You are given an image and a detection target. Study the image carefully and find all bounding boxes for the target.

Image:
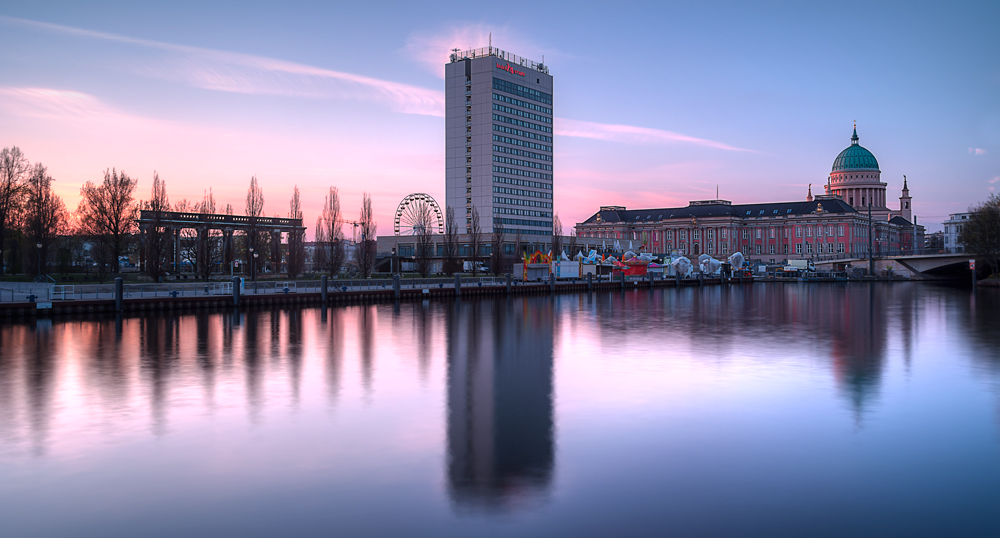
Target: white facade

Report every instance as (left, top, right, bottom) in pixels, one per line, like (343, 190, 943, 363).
(942, 212, 971, 252)
(445, 48, 554, 238)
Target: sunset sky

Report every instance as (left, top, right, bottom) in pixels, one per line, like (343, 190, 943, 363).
(1, 1, 998, 235)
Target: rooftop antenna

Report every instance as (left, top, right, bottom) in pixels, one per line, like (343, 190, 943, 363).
(716, 185, 719, 199)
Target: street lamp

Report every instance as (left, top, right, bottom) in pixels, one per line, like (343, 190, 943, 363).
(391, 247, 396, 275)
(252, 251, 259, 289)
(36, 242, 42, 278)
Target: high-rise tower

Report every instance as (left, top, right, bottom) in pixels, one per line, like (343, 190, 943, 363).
(445, 47, 553, 238)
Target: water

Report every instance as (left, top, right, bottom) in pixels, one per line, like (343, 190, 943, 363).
(1, 283, 999, 537)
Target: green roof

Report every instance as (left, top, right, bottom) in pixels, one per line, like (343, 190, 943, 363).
(832, 127, 879, 171)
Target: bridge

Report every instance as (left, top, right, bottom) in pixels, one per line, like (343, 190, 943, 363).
(814, 251, 973, 278)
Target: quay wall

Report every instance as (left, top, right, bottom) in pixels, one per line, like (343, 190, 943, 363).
(0, 277, 728, 317)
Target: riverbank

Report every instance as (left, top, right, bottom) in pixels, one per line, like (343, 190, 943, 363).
(2, 275, 732, 317)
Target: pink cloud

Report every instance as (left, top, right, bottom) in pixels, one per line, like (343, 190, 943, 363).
(990, 176, 999, 184)
(0, 87, 442, 238)
(555, 118, 753, 152)
(1, 16, 445, 117)
(969, 148, 986, 156)
(404, 24, 551, 79)
(4, 16, 750, 154)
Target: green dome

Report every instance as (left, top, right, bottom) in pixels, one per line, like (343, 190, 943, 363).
(832, 127, 879, 172)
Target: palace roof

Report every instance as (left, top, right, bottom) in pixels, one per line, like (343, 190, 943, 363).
(581, 198, 857, 225)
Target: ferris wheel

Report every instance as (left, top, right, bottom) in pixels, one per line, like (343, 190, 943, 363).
(394, 193, 444, 236)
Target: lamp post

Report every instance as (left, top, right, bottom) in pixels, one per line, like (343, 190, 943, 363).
(253, 251, 259, 290)
(391, 247, 396, 276)
(867, 202, 874, 276)
(248, 246, 255, 292)
(36, 242, 42, 278)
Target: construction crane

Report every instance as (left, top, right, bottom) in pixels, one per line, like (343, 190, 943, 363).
(330, 218, 363, 243)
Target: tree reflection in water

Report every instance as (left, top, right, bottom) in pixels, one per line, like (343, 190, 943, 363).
(1, 284, 997, 535)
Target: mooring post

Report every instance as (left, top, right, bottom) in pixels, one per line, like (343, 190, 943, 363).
(114, 277, 123, 312)
(232, 276, 241, 306)
(393, 274, 401, 299)
(506, 273, 512, 294)
(549, 273, 555, 293)
(649, 272, 654, 289)
(620, 272, 625, 290)
(321, 275, 328, 303)
(454, 274, 461, 297)
(587, 272, 593, 292)
(972, 260, 977, 288)
(699, 271, 704, 286)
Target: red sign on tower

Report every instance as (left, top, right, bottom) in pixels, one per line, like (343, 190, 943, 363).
(496, 62, 526, 77)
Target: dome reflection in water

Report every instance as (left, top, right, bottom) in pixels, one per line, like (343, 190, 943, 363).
(2, 285, 1000, 536)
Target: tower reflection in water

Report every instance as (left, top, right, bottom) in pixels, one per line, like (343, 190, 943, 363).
(446, 297, 555, 512)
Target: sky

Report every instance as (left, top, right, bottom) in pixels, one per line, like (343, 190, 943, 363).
(0, 1, 998, 235)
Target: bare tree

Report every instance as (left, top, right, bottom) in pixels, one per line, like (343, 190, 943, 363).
(174, 197, 198, 275)
(170, 193, 218, 279)
(513, 228, 523, 261)
(567, 227, 579, 259)
(315, 187, 345, 277)
(287, 185, 305, 277)
(0, 147, 30, 275)
(960, 193, 1000, 276)
(415, 226, 433, 277)
(142, 172, 171, 281)
(355, 193, 377, 278)
(408, 198, 436, 277)
(77, 168, 138, 277)
(21, 163, 68, 276)
(196, 188, 220, 280)
(442, 206, 459, 275)
(490, 228, 506, 276)
(469, 205, 482, 276)
(551, 213, 563, 258)
(245, 175, 265, 278)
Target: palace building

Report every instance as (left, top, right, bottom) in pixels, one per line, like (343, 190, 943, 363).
(575, 127, 924, 261)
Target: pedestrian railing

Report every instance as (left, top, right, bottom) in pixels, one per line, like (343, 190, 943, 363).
(51, 285, 75, 300)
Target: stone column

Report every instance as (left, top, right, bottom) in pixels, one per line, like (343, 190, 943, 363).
(138, 225, 147, 274)
(196, 226, 205, 278)
(272, 230, 281, 274)
(173, 227, 181, 275)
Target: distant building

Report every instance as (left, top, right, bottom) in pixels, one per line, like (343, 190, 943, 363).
(575, 126, 924, 261)
(924, 231, 944, 251)
(942, 212, 971, 252)
(445, 47, 554, 238)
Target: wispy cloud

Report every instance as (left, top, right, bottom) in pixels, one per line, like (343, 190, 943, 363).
(0, 16, 445, 116)
(404, 24, 543, 79)
(969, 148, 986, 156)
(555, 118, 754, 152)
(1, 16, 751, 152)
(990, 176, 999, 184)
(0, 87, 114, 118)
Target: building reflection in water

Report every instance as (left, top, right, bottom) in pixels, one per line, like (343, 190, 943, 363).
(0, 285, 967, 474)
(446, 297, 555, 512)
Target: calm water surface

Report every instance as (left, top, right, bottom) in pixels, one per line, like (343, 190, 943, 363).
(2, 283, 999, 537)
